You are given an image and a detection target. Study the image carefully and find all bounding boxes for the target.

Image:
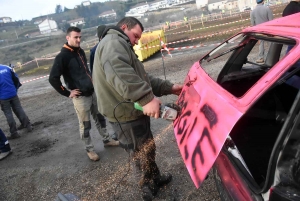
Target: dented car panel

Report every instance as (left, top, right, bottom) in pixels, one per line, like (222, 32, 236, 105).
(173, 13, 300, 200)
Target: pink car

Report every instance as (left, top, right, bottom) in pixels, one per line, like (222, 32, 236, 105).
(174, 13, 300, 200)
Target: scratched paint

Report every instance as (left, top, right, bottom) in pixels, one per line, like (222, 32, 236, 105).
(173, 62, 243, 188)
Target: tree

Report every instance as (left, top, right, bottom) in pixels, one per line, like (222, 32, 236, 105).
(64, 7, 70, 12)
(55, 5, 63, 14)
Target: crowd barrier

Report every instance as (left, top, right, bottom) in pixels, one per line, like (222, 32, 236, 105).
(134, 29, 166, 61)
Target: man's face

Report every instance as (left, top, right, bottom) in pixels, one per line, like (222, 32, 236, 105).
(122, 24, 142, 46)
(66, 31, 81, 47)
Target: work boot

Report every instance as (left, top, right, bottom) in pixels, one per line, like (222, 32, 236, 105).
(103, 139, 119, 147)
(26, 124, 33, 132)
(0, 150, 12, 160)
(256, 58, 264, 63)
(87, 151, 100, 161)
(141, 182, 158, 201)
(111, 133, 118, 141)
(153, 172, 172, 187)
(7, 133, 21, 140)
(17, 124, 25, 130)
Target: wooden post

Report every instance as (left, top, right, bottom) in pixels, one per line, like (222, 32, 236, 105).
(35, 58, 40, 68)
(201, 17, 204, 27)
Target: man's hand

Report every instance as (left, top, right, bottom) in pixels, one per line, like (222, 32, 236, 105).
(142, 97, 162, 119)
(171, 84, 183, 96)
(69, 89, 81, 98)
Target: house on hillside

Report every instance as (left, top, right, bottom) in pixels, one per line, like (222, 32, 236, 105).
(196, 0, 208, 9)
(38, 19, 58, 34)
(237, 0, 256, 12)
(208, 0, 227, 12)
(225, 0, 238, 10)
(67, 18, 85, 27)
(148, 0, 168, 11)
(127, 2, 150, 14)
(99, 10, 117, 20)
(82, 0, 91, 6)
(0, 17, 12, 23)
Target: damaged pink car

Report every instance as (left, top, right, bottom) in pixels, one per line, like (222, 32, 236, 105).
(174, 13, 300, 200)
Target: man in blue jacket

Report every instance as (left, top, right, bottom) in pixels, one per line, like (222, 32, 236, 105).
(0, 64, 32, 139)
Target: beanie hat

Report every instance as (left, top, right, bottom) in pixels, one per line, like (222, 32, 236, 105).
(97, 25, 106, 39)
(256, 0, 263, 3)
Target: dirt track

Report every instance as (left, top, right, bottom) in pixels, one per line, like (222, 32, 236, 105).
(0, 44, 222, 201)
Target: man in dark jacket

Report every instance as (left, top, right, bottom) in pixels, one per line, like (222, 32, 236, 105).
(93, 17, 183, 200)
(90, 25, 106, 74)
(49, 26, 119, 162)
(0, 128, 12, 160)
(282, 0, 300, 17)
(0, 64, 32, 139)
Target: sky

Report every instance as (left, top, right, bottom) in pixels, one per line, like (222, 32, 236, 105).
(0, 0, 101, 21)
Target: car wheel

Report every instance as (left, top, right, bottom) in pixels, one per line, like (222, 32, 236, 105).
(213, 167, 233, 201)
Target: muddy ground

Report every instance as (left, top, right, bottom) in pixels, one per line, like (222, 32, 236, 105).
(0, 40, 223, 201)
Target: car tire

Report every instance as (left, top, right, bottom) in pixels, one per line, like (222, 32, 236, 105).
(213, 167, 233, 201)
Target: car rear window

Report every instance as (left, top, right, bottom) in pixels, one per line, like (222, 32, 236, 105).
(200, 33, 298, 97)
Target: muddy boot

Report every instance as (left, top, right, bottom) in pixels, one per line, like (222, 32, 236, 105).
(141, 182, 158, 201)
(153, 172, 172, 187)
(7, 133, 21, 140)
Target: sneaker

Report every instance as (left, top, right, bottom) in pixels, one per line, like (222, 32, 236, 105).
(103, 139, 119, 147)
(7, 133, 21, 140)
(153, 172, 172, 187)
(0, 150, 12, 160)
(256, 58, 264, 63)
(87, 151, 100, 161)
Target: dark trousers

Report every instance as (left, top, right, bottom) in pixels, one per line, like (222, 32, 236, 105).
(111, 116, 160, 187)
(0, 128, 11, 153)
(0, 95, 30, 135)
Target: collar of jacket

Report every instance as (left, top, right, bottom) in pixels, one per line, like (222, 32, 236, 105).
(102, 26, 133, 47)
(63, 43, 81, 52)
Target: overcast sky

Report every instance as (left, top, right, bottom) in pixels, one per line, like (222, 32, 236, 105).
(0, 0, 100, 21)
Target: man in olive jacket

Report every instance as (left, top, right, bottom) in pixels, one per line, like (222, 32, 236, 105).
(93, 17, 182, 200)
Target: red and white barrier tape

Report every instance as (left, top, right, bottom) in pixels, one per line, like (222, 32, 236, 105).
(21, 75, 49, 84)
(139, 26, 246, 50)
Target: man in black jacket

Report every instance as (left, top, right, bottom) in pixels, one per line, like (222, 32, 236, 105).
(282, 0, 300, 17)
(49, 26, 119, 161)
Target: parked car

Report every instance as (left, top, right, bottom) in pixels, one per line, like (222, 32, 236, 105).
(173, 13, 300, 201)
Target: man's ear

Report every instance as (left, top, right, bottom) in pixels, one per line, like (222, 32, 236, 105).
(120, 24, 127, 31)
(66, 35, 69, 41)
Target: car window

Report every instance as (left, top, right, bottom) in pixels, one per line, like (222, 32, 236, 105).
(200, 33, 297, 97)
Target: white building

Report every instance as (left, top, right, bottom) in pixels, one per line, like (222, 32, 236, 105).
(67, 18, 85, 27)
(99, 10, 117, 19)
(208, 0, 227, 11)
(82, 0, 91, 6)
(127, 2, 150, 14)
(237, 0, 256, 11)
(149, 0, 168, 11)
(0, 17, 12, 23)
(196, 0, 208, 9)
(38, 19, 58, 34)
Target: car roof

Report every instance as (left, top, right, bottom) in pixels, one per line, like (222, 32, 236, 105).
(243, 13, 300, 38)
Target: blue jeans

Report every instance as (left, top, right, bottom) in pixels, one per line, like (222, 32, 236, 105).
(0, 128, 11, 152)
(0, 95, 30, 135)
